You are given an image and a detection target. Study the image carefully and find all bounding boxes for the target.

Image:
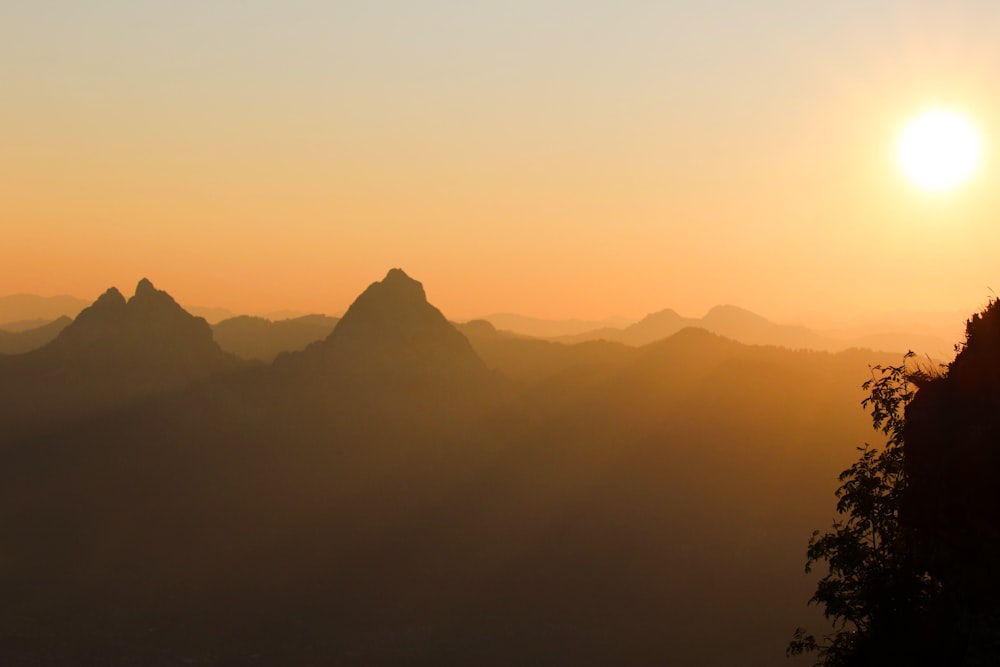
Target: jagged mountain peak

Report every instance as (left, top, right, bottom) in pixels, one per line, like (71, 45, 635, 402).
(41, 279, 236, 372)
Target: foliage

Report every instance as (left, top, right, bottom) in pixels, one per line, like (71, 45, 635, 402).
(789, 352, 936, 665)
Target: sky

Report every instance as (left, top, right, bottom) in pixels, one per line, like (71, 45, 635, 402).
(3, 1, 1000, 323)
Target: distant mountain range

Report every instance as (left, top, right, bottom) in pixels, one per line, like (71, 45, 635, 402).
(478, 305, 955, 359)
(3, 285, 958, 361)
(473, 312, 633, 339)
(0, 267, 922, 665)
(0, 293, 90, 326)
(3, 297, 955, 365)
(212, 314, 339, 362)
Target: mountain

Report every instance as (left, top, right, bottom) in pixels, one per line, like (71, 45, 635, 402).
(475, 312, 634, 338)
(548, 304, 946, 355)
(45, 278, 237, 371)
(0, 316, 71, 354)
(552, 304, 836, 349)
(460, 318, 638, 384)
(700, 304, 833, 349)
(0, 293, 89, 323)
(0, 278, 243, 437)
(213, 314, 339, 361)
(283, 268, 488, 382)
(0, 294, 252, 328)
(615, 307, 693, 345)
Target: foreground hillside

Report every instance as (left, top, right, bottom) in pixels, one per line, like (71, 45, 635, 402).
(0, 270, 905, 666)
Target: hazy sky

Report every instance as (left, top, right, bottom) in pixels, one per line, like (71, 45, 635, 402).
(3, 1, 1000, 322)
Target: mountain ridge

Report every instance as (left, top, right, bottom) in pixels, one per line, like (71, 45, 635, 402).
(0, 267, 913, 666)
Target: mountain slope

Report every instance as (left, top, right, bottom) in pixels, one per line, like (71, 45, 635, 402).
(0, 316, 71, 354)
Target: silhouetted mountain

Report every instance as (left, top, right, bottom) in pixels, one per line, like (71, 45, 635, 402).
(213, 314, 339, 361)
(283, 268, 488, 382)
(0, 292, 89, 323)
(0, 293, 244, 327)
(45, 278, 236, 372)
(0, 279, 243, 437)
(0, 315, 71, 354)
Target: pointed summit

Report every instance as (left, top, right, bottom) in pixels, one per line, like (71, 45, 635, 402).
(383, 267, 420, 286)
(345, 268, 428, 318)
(294, 269, 486, 380)
(79, 286, 126, 317)
(332, 268, 439, 343)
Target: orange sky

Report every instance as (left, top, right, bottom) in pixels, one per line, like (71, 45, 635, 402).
(3, 2, 1000, 323)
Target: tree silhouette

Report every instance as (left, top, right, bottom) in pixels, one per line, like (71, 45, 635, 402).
(789, 352, 938, 665)
(794, 299, 1000, 665)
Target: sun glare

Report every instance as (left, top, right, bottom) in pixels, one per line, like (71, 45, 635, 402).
(898, 109, 982, 191)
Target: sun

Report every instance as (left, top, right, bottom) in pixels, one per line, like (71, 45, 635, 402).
(898, 109, 982, 191)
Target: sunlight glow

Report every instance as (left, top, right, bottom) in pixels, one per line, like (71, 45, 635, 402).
(898, 110, 982, 191)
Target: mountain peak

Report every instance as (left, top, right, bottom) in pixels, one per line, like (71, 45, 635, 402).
(333, 269, 432, 333)
(377, 268, 427, 302)
(92, 287, 125, 306)
(384, 267, 413, 282)
(292, 269, 486, 380)
(72, 287, 127, 327)
(128, 278, 181, 312)
(44, 280, 236, 375)
(135, 277, 157, 298)
(92, 287, 127, 310)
